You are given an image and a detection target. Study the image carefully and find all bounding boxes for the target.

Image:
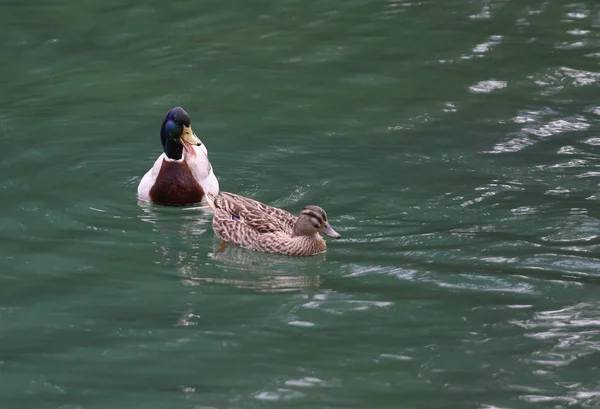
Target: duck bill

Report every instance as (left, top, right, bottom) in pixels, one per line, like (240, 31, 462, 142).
(322, 223, 341, 239)
(181, 125, 202, 158)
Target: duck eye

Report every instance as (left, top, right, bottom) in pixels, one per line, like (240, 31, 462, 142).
(313, 223, 320, 229)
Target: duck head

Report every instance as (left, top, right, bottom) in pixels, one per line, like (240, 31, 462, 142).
(160, 107, 202, 160)
(294, 205, 341, 239)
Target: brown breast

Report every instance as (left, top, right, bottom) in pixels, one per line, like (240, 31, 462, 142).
(149, 159, 204, 206)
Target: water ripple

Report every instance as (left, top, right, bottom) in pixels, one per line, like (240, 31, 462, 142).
(469, 80, 507, 94)
(490, 111, 590, 153)
(511, 302, 600, 407)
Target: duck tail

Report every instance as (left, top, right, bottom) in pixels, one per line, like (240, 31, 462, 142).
(205, 191, 219, 210)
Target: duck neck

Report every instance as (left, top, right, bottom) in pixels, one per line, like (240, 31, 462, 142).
(289, 234, 326, 256)
(292, 226, 306, 238)
(163, 138, 184, 161)
(291, 228, 318, 240)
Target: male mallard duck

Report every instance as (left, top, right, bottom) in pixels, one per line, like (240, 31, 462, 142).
(206, 192, 341, 256)
(138, 107, 219, 206)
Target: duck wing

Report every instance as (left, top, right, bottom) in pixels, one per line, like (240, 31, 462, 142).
(206, 192, 264, 246)
(219, 192, 296, 234)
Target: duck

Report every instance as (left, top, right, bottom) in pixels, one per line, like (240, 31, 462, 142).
(206, 191, 341, 256)
(137, 107, 219, 206)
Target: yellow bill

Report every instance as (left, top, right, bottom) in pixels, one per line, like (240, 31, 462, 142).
(180, 125, 202, 158)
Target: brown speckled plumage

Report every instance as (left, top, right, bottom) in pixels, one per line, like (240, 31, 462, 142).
(206, 192, 340, 256)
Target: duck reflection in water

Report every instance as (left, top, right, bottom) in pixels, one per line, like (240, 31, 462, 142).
(203, 240, 324, 293)
(138, 203, 211, 272)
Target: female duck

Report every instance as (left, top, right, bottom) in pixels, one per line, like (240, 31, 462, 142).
(206, 192, 341, 256)
(138, 107, 219, 206)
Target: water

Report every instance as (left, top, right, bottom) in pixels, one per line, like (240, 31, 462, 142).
(1, 0, 600, 408)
